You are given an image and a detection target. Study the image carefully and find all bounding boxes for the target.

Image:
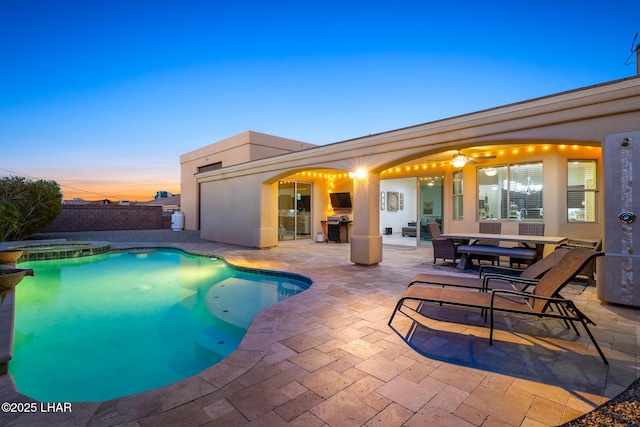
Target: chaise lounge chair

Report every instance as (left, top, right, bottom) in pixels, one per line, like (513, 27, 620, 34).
(410, 246, 570, 292)
(389, 247, 608, 364)
(560, 237, 602, 286)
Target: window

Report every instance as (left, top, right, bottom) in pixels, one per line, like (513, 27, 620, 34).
(567, 160, 598, 222)
(198, 162, 222, 173)
(452, 170, 463, 220)
(477, 162, 543, 221)
(478, 166, 506, 220)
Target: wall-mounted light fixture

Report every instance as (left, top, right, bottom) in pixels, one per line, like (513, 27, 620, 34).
(349, 167, 367, 179)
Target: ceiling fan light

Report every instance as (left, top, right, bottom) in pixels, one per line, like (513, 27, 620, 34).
(452, 153, 467, 168)
(484, 167, 497, 176)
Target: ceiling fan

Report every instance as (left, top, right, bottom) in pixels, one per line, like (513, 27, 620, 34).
(451, 150, 496, 167)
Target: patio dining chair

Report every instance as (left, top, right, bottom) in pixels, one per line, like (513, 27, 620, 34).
(389, 247, 608, 364)
(475, 222, 502, 265)
(510, 222, 545, 268)
(427, 222, 460, 265)
(410, 246, 569, 292)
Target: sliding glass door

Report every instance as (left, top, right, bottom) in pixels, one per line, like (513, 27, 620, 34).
(419, 175, 444, 246)
(278, 181, 312, 241)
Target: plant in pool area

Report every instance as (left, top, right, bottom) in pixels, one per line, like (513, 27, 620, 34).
(0, 176, 63, 241)
(0, 201, 20, 241)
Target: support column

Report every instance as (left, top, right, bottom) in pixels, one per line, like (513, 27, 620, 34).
(252, 182, 277, 248)
(598, 131, 640, 307)
(350, 172, 383, 265)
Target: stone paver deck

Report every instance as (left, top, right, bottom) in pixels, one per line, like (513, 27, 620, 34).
(1, 236, 638, 426)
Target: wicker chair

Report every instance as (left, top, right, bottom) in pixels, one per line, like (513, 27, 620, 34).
(475, 222, 502, 265)
(510, 223, 545, 268)
(427, 222, 460, 265)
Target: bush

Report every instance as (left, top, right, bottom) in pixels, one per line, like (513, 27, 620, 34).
(0, 176, 63, 241)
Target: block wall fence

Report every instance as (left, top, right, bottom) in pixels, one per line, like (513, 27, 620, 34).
(45, 205, 169, 232)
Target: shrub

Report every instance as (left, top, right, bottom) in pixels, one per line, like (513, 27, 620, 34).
(0, 176, 63, 241)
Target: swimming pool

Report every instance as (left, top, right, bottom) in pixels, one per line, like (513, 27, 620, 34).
(10, 249, 310, 402)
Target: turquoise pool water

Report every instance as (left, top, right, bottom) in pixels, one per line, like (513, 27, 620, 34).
(10, 249, 310, 402)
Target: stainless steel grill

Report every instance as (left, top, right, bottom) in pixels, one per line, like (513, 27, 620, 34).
(326, 215, 343, 225)
(326, 215, 350, 242)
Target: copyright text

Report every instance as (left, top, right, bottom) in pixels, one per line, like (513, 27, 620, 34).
(2, 402, 73, 413)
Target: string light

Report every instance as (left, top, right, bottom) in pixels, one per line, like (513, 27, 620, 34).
(289, 144, 597, 181)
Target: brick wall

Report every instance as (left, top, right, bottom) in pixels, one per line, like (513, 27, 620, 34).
(45, 205, 166, 232)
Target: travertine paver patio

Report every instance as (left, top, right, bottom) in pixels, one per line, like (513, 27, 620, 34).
(1, 237, 639, 426)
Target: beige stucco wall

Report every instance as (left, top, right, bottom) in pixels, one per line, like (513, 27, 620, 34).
(199, 175, 270, 246)
(180, 130, 316, 230)
(187, 77, 640, 267)
(196, 168, 352, 248)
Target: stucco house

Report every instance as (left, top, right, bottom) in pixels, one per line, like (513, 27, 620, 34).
(181, 77, 640, 307)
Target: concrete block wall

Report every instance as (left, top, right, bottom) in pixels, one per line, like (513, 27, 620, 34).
(45, 205, 166, 232)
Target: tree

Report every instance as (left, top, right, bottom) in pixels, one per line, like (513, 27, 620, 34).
(0, 176, 63, 241)
(0, 200, 20, 241)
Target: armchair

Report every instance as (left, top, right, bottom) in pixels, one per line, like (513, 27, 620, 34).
(427, 222, 460, 264)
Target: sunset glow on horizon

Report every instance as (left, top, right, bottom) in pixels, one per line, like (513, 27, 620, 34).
(1, 165, 181, 202)
(57, 178, 181, 202)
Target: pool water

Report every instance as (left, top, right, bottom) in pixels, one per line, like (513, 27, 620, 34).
(10, 250, 309, 402)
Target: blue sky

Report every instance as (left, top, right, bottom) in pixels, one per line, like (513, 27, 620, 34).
(1, 1, 639, 200)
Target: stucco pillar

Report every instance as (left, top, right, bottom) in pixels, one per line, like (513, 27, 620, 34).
(350, 172, 383, 265)
(252, 183, 277, 248)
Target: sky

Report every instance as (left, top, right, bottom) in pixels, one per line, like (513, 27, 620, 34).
(1, 1, 639, 202)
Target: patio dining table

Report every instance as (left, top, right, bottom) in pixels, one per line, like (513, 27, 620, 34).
(440, 232, 568, 269)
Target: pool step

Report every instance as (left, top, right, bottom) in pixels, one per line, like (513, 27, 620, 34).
(194, 327, 242, 358)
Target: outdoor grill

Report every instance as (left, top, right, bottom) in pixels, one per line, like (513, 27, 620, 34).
(326, 215, 350, 243)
